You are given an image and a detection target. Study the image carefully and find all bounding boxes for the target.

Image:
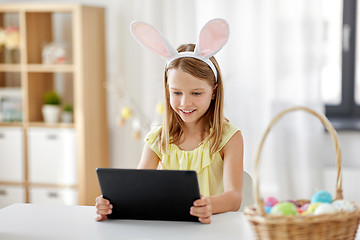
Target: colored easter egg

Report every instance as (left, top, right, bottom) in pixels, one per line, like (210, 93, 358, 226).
(301, 211, 310, 216)
(264, 196, 279, 207)
(332, 200, 357, 212)
(314, 203, 337, 215)
(264, 206, 272, 214)
(306, 202, 321, 214)
(311, 190, 332, 204)
(300, 203, 310, 212)
(270, 202, 298, 216)
(297, 208, 303, 214)
(121, 106, 132, 119)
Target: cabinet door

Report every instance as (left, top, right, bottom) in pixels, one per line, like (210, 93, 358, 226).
(28, 128, 77, 185)
(29, 187, 78, 205)
(0, 127, 24, 182)
(0, 185, 26, 208)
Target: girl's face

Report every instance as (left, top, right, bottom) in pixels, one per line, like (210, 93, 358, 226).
(167, 69, 215, 125)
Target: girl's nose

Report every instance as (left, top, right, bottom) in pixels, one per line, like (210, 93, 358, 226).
(181, 95, 191, 106)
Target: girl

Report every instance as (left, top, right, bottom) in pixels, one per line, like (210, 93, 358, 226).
(96, 19, 244, 224)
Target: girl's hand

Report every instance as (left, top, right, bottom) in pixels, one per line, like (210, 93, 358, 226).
(190, 196, 212, 224)
(95, 195, 113, 221)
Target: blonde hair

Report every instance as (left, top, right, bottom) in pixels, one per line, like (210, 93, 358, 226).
(159, 44, 225, 156)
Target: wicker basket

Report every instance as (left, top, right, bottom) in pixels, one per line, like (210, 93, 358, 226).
(244, 106, 360, 240)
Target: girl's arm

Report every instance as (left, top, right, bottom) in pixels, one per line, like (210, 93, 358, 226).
(191, 131, 244, 223)
(211, 131, 244, 213)
(137, 144, 161, 169)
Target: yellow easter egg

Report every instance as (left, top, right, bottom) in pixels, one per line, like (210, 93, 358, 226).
(306, 202, 321, 214)
(156, 102, 164, 115)
(121, 106, 132, 119)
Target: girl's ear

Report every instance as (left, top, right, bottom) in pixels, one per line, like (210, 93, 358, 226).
(194, 19, 230, 59)
(130, 21, 177, 59)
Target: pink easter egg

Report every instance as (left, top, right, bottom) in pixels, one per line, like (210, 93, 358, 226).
(300, 203, 310, 212)
(264, 196, 279, 207)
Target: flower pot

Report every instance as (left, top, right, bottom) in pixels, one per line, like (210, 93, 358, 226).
(42, 105, 61, 123)
(61, 112, 73, 123)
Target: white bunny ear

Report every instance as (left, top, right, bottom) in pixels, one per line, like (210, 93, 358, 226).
(194, 18, 230, 58)
(130, 19, 230, 83)
(130, 21, 177, 59)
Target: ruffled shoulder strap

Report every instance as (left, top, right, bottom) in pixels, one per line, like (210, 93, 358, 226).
(144, 126, 162, 158)
(218, 122, 241, 151)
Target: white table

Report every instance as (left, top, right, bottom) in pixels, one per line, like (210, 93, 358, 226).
(0, 203, 256, 240)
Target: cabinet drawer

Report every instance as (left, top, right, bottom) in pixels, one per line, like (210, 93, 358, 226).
(30, 187, 78, 205)
(0, 185, 26, 208)
(0, 127, 24, 182)
(28, 128, 77, 185)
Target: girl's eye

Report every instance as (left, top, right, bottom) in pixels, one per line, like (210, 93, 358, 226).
(192, 92, 202, 96)
(171, 92, 181, 95)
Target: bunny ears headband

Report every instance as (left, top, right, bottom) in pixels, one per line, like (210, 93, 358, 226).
(130, 18, 230, 82)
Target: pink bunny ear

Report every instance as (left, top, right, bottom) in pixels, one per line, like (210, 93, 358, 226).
(195, 18, 230, 58)
(130, 21, 177, 59)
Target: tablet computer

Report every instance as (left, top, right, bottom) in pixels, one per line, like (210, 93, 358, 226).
(96, 168, 201, 222)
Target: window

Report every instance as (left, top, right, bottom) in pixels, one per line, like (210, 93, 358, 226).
(322, 0, 360, 130)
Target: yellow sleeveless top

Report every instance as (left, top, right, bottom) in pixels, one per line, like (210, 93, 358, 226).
(144, 122, 240, 197)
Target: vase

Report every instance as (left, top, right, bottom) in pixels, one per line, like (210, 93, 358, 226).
(61, 112, 73, 123)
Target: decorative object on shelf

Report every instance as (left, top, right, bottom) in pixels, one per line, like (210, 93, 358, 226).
(42, 90, 62, 123)
(0, 26, 20, 64)
(61, 103, 73, 123)
(42, 42, 67, 64)
(0, 88, 22, 122)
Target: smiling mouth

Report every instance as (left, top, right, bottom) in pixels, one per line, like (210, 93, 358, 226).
(180, 109, 196, 114)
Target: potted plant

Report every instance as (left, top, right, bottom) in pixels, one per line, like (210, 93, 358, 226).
(42, 90, 61, 123)
(61, 103, 73, 123)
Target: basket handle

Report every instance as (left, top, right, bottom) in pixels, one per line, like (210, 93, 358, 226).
(253, 106, 343, 216)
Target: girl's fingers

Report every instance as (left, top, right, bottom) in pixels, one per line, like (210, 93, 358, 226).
(95, 214, 108, 221)
(96, 208, 112, 215)
(198, 217, 211, 224)
(96, 203, 113, 210)
(191, 196, 211, 215)
(95, 195, 111, 221)
(190, 206, 211, 218)
(192, 202, 212, 224)
(193, 196, 210, 207)
(96, 196, 110, 205)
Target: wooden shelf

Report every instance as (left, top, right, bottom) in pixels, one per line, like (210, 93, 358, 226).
(27, 122, 75, 128)
(0, 181, 25, 186)
(0, 122, 23, 127)
(0, 4, 109, 206)
(0, 64, 21, 72)
(0, 64, 74, 72)
(28, 183, 78, 189)
(26, 64, 74, 73)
